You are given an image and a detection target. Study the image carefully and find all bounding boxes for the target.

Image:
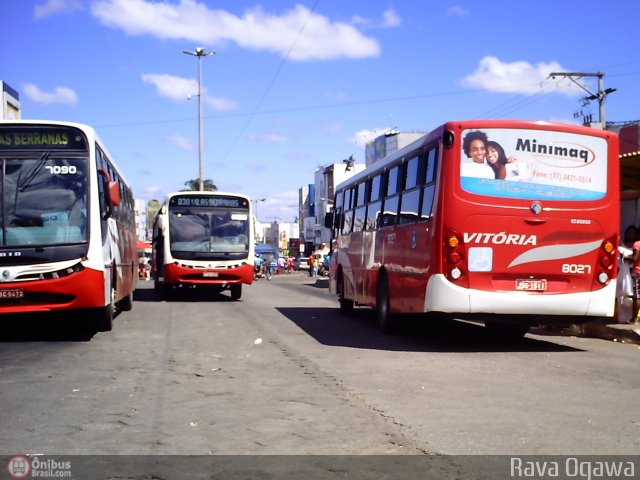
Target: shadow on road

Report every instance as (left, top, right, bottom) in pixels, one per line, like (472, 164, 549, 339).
(133, 283, 236, 303)
(0, 311, 99, 342)
(277, 306, 583, 353)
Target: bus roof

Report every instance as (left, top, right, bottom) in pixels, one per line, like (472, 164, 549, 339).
(334, 119, 618, 193)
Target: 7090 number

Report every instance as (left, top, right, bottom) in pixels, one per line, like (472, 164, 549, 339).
(45, 165, 77, 174)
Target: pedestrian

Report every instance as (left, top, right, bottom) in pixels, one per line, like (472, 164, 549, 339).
(312, 255, 319, 277)
(307, 255, 314, 277)
(629, 228, 640, 324)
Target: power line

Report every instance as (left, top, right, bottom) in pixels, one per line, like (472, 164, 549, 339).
(94, 70, 640, 131)
(220, 0, 321, 163)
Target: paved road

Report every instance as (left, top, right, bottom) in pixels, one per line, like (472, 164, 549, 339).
(1, 273, 639, 459)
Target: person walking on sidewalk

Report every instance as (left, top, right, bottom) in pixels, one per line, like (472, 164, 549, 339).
(629, 227, 640, 324)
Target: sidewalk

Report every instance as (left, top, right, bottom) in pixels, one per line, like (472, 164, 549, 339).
(575, 320, 640, 345)
(538, 320, 640, 345)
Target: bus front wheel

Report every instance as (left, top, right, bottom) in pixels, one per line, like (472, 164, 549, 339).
(95, 287, 115, 332)
(337, 273, 354, 315)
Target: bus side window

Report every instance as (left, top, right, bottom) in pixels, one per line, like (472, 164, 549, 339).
(353, 182, 367, 232)
(381, 165, 400, 227)
(425, 146, 437, 184)
(398, 156, 420, 225)
(342, 208, 354, 234)
(419, 146, 437, 221)
(367, 201, 382, 230)
(420, 185, 436, 220)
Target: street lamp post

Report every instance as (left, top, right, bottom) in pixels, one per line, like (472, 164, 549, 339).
(253, 198, 266, 221)
(183, 47, 215, 191)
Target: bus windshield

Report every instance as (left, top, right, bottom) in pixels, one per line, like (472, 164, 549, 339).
(0, 154, 88, 247)
(460, 127, 608, 201)
(168, 200, 250, 260)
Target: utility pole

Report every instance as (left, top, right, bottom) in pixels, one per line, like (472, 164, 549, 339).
(183, 47, 215, 191)
(548, 71, 616, 128)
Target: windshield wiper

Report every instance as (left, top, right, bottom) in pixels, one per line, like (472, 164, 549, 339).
(17, 152, 50, 192)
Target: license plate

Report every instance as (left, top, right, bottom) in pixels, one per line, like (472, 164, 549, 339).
(0, 288, 24, 299)
(515, 279, 547, 291)
(203, 271, 218, 278)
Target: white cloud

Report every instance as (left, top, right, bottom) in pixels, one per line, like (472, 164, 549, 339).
(203, 96, 239, 111)
(447, 5, 470, 17)
(141, 73, 196, 102)
(462, 56, 584, 96)
(34, 0, 83, 19)
(141, 73, 238, 110)
(247, 132, 290, 143)
(166, 134, 195, 151)
(351, 7, 401, 29)
(381, 7, 401, 28)
(22, 83, 78, 105)
(324, 90, 348, 102)
(349, 127, 391, 149)
(91, 0, 381, 61)
(263, 133, 289, 142)
(258, 190, 299, 222)
(318, 122, 343, 134)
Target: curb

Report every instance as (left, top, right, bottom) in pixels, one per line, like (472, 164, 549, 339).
(568, 321, 640, 345)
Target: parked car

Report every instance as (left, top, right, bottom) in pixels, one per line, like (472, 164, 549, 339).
(295, 257, 310, 270)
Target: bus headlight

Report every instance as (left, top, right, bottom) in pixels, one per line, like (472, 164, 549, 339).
(450, 267, 462, 280)
(597, 272, 609, 284)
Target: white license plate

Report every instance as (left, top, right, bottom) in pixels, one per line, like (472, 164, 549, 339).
(515, 279, 547, 291)
(203, 271, 219, 278)
(0, 288, 24, 299)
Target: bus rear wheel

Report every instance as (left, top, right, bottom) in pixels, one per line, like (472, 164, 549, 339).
(376, 274, 396, 333)
(119, 292, 133, 312)
(484, 320, 529, 340)
(230, 284, 242, 300)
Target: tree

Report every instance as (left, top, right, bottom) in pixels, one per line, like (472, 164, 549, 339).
(182, 179, 218, 191)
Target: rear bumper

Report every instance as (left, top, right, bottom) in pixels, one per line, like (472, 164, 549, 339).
(425, 274, 615, 319)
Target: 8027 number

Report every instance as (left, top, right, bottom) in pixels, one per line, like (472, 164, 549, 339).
(562, 264, 592, 274)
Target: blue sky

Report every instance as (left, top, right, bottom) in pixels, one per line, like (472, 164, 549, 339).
(2, 0, 639, 222)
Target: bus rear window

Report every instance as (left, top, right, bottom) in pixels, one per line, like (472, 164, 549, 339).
(459, 128, 608, 201)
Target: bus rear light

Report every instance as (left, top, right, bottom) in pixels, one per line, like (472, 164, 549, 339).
(447, 236, 460, 248)
(602, 241, 615, 254)
(450, 267, 462, 280)
(448, 251, 462, 264)
(599, 256, 612, 269)
(597, 272, 609, 284)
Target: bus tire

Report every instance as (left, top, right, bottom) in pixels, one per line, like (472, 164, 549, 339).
(376, 274, 395, 333)
(485, 320, 529, 340)
(230, 284, 242, 301)
(337, 273, 354, 315)
(119, 292, 133, 312)
(95, 288, 115, 332)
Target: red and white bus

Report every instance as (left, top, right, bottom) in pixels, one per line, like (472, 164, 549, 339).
(0, 120, 138, 331)
(328, 120, 620, 336)
(151, 191, 254, 300)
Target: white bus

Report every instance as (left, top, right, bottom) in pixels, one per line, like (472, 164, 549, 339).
(151, 191, 255, 300)
(0, 120, 138, 331)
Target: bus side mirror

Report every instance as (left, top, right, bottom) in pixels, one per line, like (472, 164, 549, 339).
(98, 168, 120, 219)
(324, 212, 333, 228)
(109, 181, 121, 207)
